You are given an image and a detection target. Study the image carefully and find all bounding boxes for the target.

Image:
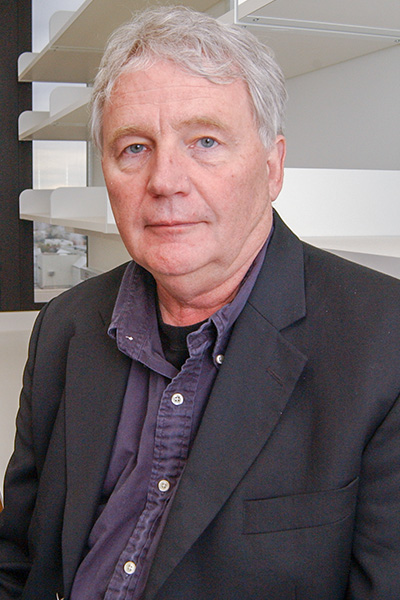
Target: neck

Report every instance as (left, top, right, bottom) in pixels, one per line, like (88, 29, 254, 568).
(157, 282, 239, 326)
(156, 247, 262, 326)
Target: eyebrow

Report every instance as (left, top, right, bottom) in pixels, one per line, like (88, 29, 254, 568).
(107, 116, 230, 148)
(176, 116, 230, 132)
(108, 125, 147, 149)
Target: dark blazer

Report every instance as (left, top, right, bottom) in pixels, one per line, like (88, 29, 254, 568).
(1, 214, 400, 600)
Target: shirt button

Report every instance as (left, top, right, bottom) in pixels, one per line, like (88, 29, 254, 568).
(171, 392, 184, 405)
(158, 479, 171, 493)
(216, 354, 224, 365)
(124, 561, 136, 575)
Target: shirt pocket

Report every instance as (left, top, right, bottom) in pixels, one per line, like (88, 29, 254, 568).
(243, 477, 359, 534)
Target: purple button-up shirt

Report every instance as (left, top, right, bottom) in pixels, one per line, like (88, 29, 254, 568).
(71, 242, 267, 600)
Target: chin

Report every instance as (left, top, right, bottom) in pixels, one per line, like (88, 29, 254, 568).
(152, 263, 198, 278)
(139, 247, 205, 277)
(148, 256, 204, 279)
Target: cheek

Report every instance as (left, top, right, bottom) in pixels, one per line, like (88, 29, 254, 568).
(108, 192, 137, 238)
(224, 173, 271, 231)
(107, 176, 142, 215)
(107, 187, 125, 217)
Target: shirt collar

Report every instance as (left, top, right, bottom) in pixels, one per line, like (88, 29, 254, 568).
(109, 229, 271, 367)
(206, 237, 268, 360)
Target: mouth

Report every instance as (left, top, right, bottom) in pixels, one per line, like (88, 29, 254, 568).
(146, 221, 201, 230)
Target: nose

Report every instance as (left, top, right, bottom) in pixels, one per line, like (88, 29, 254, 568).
(147, 147, 191, 199)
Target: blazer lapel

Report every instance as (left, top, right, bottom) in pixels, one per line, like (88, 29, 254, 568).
(145, 213, 308, 599)
(61, 309, 131, 595)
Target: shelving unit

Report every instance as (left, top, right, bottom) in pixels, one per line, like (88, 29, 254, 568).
(17, 0, 400, 280)
(19, 86, 91, 141)
(20, 187, 117, 234)
(19, 0, 400, 83)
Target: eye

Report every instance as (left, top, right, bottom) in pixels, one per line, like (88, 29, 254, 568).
(197, 137, 218, 149)
(126, 143, 146, 154)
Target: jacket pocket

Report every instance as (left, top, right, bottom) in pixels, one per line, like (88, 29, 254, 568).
(243, 477, 358, 534)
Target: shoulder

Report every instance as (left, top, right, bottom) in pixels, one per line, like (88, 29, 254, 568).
(271, 212, 400, 310)
(298, 242, 400, 382)
(44, 261, 129, 311)
(38, 262, 130, 333)
(27, 262, 130, 367)
(302, 241, 400, 313)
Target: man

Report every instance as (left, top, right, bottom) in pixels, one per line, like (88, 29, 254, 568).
(1, 6, 400, 600)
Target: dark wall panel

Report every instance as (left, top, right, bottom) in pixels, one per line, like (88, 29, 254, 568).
(0, 0, 34, 311)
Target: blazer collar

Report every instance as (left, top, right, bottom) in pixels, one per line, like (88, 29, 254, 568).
(249, 210, 306, 330)
(145, 212, 308, 599)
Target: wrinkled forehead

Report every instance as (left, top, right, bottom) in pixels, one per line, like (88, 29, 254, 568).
(105, 58, 256, 122)
(101, 61, 259, 145)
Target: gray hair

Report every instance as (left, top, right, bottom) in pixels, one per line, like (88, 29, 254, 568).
(90, 5, 287, 151)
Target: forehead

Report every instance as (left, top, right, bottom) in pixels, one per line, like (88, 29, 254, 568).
(103, 60, 255, 125)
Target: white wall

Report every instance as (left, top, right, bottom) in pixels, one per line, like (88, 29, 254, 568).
(285, 44, 400, 170)
(275, 168, 400, 237)
(0, 312, 38, 493)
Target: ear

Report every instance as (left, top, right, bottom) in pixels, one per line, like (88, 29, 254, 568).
(267, 135, 286, 203)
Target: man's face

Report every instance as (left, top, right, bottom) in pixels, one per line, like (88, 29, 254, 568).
(102, 61, 285, 291)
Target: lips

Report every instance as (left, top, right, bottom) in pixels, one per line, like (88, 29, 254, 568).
(145, 220, 202, 229)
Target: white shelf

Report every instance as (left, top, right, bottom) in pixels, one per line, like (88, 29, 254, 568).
(19, 189, 53, 223)
(20, 187, 118, 234)
(221, 0, 400, 78)
(19, 86, 91, 141)
(18, 0, 228, 83)
(302, 236, 400, 259)
(238, 0, 400, 32)
(248, 29, 398, 80)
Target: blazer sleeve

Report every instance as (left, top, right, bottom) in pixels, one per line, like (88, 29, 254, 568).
(347, 391, 400, 599)
(0, 306, 50, 598)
